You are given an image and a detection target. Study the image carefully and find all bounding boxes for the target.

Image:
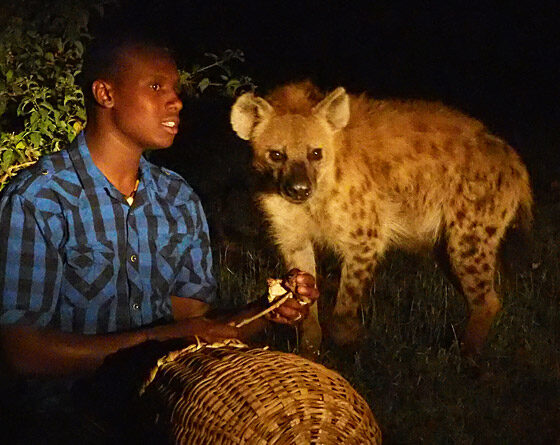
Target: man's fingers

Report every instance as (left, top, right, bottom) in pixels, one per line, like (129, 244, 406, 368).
(266, 311, 302, 325)
(276, 300, 309, 319)
(276, 306, 300, 319)
(264, 271, 318, 326)
(295, 285, 319, 304)
(295, 272, 316, 287)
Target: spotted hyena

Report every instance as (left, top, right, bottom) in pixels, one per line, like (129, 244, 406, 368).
(230, 81, 532, 356)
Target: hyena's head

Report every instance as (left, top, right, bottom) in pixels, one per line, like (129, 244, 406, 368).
(230, 83, 350, 203)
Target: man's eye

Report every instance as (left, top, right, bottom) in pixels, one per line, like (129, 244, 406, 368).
(268, 150, 286, 162)
(150, 83, 161, 91)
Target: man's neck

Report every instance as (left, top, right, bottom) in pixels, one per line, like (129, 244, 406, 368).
(84, 125, 143, 197)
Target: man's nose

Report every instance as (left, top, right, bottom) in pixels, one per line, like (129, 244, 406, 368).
(168, 91, 183, 112)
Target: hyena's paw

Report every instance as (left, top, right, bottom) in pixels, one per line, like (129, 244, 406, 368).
(460, 331, 486, 357)
(329, 315, 366, 346)
(460, 300, 500, 357)
(299, 325, 323, 360)
(299, 338, 322, 361)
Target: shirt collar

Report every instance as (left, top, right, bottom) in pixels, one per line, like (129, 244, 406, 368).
(70, 131, 112, 193)
(138, 154, 156, 193)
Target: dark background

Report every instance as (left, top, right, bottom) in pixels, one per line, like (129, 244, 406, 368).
(96, 0, 560, 233)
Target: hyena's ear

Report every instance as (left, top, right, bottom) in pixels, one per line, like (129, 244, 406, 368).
(312, 87, 350, 131)
(230, 93, 274, 140)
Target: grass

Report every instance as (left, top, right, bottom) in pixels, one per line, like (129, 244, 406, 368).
(213, 200, 560, 445)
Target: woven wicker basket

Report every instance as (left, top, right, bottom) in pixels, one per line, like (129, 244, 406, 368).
(139, 340, 382, 444)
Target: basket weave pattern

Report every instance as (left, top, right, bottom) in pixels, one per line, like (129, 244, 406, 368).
(140, 341, 382, 444)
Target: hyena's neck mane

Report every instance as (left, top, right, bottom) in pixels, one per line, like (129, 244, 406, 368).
(265, 81, 325, 115)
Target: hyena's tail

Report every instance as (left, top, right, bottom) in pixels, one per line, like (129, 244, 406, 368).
(513, 164, 534, 234)
(500, 165, 534, 274)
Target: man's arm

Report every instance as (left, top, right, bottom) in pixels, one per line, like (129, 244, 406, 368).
(1, 271, 318, 377)
(183, 269, 319, 342)
(0, 313, 239, 377)
(0, 324, 147, 376)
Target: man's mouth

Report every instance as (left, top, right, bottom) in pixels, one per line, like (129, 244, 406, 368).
(161, 119, 179, 134)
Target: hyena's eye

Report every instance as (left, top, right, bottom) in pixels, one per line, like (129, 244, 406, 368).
(308, 148, 323, 161)
(268, 150, 286, 162)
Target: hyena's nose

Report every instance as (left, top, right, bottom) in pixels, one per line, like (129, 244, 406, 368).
(285, 181, 311, 202)
(282, 162, 313, 203)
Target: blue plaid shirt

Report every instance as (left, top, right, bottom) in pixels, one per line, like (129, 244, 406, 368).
(0, 132, 216, 334)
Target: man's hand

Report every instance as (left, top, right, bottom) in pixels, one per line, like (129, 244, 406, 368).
(265, 269, 319, 325)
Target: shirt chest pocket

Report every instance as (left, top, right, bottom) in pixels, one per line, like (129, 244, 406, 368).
(65, 240, 117, 299)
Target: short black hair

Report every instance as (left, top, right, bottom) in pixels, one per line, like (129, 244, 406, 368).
(78, 28, 175, 111)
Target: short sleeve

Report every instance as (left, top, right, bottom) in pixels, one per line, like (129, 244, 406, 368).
(171, 196, 217, 305)
(0, 192, 64, 327)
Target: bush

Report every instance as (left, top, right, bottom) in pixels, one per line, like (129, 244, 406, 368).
(0, 0, 93, 187)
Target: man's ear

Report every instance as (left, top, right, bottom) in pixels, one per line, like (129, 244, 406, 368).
(91, 79, 115, 108)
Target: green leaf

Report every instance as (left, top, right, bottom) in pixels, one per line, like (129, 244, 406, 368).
(74, 41, 84, 57)
(6, 70, 13, 83)
(76, 108, 86, 120)
(198, 78, 210, 93)
(30, 111, 40, 126)
(226, 79, 241, 97)
(11, 84, 23, 95)
(1, 149, 16, 170)
(33, 44, 44, 56)
(56, 38, 64, 53)
(30, 132, 41, 146)
(41, 101, 55, 112)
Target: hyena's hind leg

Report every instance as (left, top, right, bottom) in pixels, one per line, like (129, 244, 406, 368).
(446, 219, 508, 356)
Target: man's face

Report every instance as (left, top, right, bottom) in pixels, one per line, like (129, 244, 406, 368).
(109, 45, 183, 151)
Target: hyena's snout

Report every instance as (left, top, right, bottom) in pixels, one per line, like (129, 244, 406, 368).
(280, 161, 314, 203)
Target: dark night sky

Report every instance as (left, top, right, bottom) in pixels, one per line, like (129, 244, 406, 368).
(102, 0, 560, 186)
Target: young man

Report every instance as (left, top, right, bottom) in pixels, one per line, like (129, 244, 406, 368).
(0, 36, 318, 378)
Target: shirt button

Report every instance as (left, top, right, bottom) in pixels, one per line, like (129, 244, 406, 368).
(130, 254, 137, 263)
(132, 303, 140, 310)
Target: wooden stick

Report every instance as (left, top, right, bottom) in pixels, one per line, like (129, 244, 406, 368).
(234, 292, 293, 328)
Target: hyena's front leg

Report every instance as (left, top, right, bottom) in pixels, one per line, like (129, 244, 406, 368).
(331, 250, 378, 346)
(276, 238, 322, 356)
